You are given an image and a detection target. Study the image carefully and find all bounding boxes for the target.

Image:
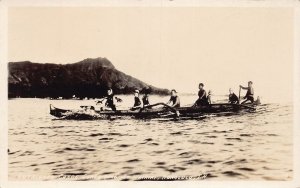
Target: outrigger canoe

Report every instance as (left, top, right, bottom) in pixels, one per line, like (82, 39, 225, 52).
(50, 102, 260, 120)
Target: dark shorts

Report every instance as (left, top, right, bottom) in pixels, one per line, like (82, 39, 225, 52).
(196, 98, 209, 106)
(244, 96, 254, 103)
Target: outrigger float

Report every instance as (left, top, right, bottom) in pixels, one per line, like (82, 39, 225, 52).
(50, 101, 260, 120)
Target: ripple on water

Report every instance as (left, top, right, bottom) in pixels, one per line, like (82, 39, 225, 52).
(118, 144, 131, 148)
(8, 100, 293, 181)
(205, 135, 217, 138)
(144, 138, 153, 142)
(89, 133, 104, 137)
(178, 151, 197, 158)
(55, 147, 96, 153)
(107, 132, 123, 136)
(98, 137, 113, 141)
(240, 134, 254, 137)
(170, 131, 183, 135)
(222, 171, 243, 177)
(154, 150, 169, 154)
(41, 161, 57, 165)
(183, 159, 205, 165)
(149, 142, 159, 146)
(101, 172, 114, 175)
(226, 138, 242, 141)
(200, 142, 214, 145)
(223, 159, 247, 165)
(126, 159, 140, 163)
(19, 151, 34, 156)
(237, 167, 255, 172)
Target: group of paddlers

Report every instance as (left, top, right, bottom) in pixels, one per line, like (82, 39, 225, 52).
(97, 81, 255, 111)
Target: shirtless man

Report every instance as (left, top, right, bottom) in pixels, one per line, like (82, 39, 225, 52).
(240, 81, 254, 104)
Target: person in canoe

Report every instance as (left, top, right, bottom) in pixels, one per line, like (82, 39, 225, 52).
(207, 90, 212, 104)
(166, 89, 180, 107)
(228, 88, 239, 104)
(131, 90, 143, 110)
(240, 81, 254, 104)
(142, 88, 151, 107)
(193, 83, 209, 107)
(96, 88, 122, 111)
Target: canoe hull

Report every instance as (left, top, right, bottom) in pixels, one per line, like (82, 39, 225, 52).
(50, 103, 257, 120)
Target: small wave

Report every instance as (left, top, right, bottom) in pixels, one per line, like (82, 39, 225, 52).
(188, 140, 201, 144)
(164, 166, 186, 173)
(266, 134, 278, 136)
(240, 134, 253, 137)
(153, 150, 169, 154)
(55, 147, 96, 153)
(89, 133, 104, 137)
(8, 150, 21, 155)
(207, 160, 221, 164)
(118, 144, 131, 148)
(206, 173, 218, 178)
(126, 159, 140, 163)
(205, 135, 217, 138)
(107, 132, 123, 136)
(149, 142, 159, 146)
(101, 172, 114, 175)
(223, 159, 247, 165)
(222, 171, 242, 177)
(38, 133, 47, 135)
(63, 172, 86, 176)
(41, 161, 56, 165)
(170, 131, 183, 135)
(184, 159, 205, 165)
(19, 151, 34, 156)
(237, 167, 255, 172)
(178, 151, 197, 158)
(226, 138, 242, 141)
(99, 137, 113, 141)
(201, 142, 214, 145)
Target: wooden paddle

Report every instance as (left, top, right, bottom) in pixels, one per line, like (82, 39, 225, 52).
(238, 86, 241, 104)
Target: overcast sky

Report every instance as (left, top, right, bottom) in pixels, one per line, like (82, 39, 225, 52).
(8, 7, 294, 102)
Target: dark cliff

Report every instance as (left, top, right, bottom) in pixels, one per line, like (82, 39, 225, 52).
(8, 57, 169, 98)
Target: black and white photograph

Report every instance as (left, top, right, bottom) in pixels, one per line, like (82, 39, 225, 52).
(1, 0, 300, 187)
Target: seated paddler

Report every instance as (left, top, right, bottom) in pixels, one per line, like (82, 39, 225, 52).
(131, 89, 143, 110)
(228, 88, 239, 104)
(207, 90, 212, 104)
(193, 83, 209, 107)
(166, 89, 180, 108)
(142, 87, 151, 108)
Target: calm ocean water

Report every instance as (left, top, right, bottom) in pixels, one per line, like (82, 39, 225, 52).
(8, 95, 293, 181)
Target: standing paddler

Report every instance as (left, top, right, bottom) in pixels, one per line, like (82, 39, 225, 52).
(96, 88, 122, 111)
(240, 81, 254, 104)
